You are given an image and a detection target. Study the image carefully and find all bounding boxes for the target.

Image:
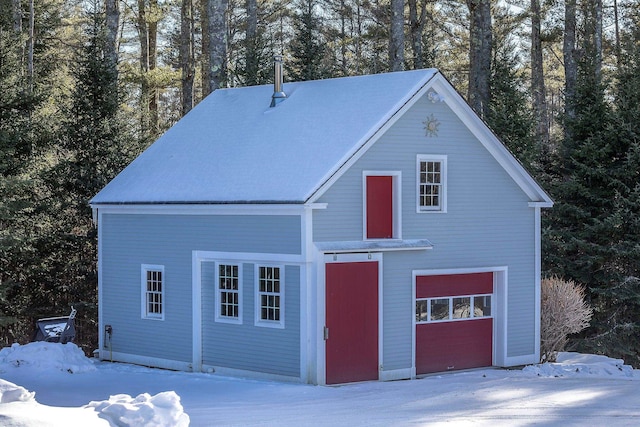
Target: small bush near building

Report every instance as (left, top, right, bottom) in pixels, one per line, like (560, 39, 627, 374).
(541, 276, 593, 362)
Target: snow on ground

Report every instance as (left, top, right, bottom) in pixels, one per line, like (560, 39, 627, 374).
(1, 343, 639, 426)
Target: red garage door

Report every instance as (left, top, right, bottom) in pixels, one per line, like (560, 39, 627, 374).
(415, 273, 493, 375)
(326, 262, 379, 384)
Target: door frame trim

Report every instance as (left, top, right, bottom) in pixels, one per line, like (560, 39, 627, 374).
(320, 252, 383, 385)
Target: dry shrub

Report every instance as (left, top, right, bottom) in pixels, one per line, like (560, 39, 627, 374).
(540, 276, 593, 363)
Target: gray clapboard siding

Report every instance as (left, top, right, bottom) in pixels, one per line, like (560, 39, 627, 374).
(101, 213, 301, 364)
(202, 264, 301, 377)
(313, 92, 538, 368)
(380, 251, 415, 371)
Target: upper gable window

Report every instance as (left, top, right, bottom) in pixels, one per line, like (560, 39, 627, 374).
(364, 172, 402, 239)
(417, 155, 447, 213)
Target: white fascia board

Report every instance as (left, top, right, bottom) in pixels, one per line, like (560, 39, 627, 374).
(92, 203, 311, 216)
(193, 250, 305, 264)
(429, 76, 554, 205)
(306, 72, 439, 204)
(528, 201, 553, 208)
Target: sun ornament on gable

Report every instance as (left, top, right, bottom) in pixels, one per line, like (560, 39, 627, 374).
(423, 113, 440, 138)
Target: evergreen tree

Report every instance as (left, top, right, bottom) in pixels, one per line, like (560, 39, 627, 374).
(36, 5, 138, 352)
(289, 0, 328, 81)
(574, 12, 640, 366)
(487, 5, 537, 173)
(0, 0, 65, 345)
(543, 4, 640, 366)
(0, 26, 36, 335)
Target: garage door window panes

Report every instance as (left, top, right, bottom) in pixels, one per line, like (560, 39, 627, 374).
(474, 295, 491, 317)
(416, 295, 492, 323)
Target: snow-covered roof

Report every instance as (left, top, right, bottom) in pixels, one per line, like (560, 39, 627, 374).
(91, 69, 439, 205)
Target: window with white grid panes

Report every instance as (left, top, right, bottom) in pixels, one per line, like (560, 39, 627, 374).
(217, 263, 241, 323)
(417, 155, 447, 212)
(256, 265, 284, 327)
(142, 265, 164, 320)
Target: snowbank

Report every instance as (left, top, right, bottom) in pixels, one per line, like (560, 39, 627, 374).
(0, 343, 190, 426)
(0, 378, 35, 403)
(0, 379, 190, 427)
(522, 351, 635, 378)
(0, 342, 96, 374)
(86, 392, 190, 427)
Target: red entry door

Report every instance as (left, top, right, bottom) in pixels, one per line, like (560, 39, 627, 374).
(325, 262, 379, 384)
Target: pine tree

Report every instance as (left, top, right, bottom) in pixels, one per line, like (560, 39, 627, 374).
(487, 5, 537, 173)
(0, 27, 36, 335)
(289, 0, 328, 81)
(576, 11, 640, 366)
(36, 5, 138, 352)
(543, 3, 640, 367)
(0, 0, 64, 344)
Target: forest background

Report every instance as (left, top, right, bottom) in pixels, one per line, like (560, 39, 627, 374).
(0, 0, 639, 366)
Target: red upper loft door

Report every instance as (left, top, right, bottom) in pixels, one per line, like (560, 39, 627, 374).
(366, 175, 393, 239)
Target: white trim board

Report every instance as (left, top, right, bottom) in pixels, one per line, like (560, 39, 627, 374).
(92, 203, 328, 225)
(201, 364, 302, 383)
(99, 351, 193, 372)
(192, 250, 304, 264)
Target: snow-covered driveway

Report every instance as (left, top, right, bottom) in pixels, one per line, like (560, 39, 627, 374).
(1, 343, 639, 426)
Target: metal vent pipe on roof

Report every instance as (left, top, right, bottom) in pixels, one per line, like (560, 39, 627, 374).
(270, 55, 287, 107)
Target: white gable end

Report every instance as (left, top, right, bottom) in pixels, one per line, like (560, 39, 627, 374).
(308, 73, 552, 206)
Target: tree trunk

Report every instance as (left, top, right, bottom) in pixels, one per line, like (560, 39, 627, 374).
(563, 0, 577, 129)
(12, 0, 22, 32)
(593, 0, 602, 84)
(389, 0, 404, 71)
(339, 0, 348, 76)
(206, 0, 228, 93)
(148, 0, 158, 133)
(613, 0, 620, 65)
(28, 0, 33, 93)
(137, 0, 158, 134)
(408, 0, 425, 69)
(105, 0, 120, 79)
(201, 0, 210, 96)
(180, 0, 195, 115)
(355, 0, 363, 74)
(245, 0, 258, 85)
(467, 0, 492, 119)
(531, 0, 549, 149)
(137, 0, 150, 133)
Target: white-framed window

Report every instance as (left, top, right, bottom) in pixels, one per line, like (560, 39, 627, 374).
(255, 264, 284, 328)
(141, 264, 164, 320)
(417, 155, 447, 213)
(416, 294, 492, 323)
(216, 263, 242, 324)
